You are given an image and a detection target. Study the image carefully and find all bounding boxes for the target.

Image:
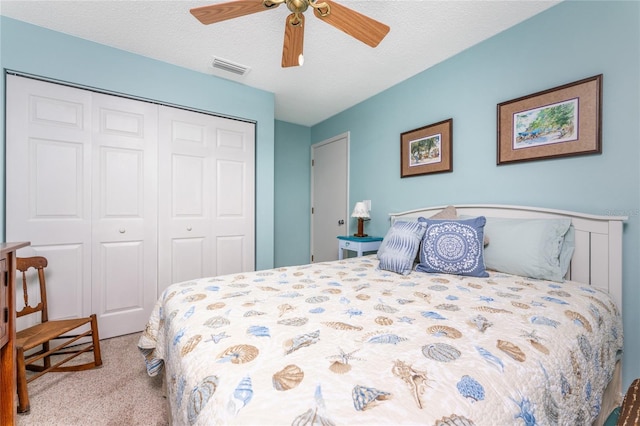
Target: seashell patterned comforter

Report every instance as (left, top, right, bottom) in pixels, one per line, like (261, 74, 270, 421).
(138, 255, 623, 425)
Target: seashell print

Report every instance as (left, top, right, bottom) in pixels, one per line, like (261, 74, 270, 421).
(511, 301, 530, 309)
(227, 376, 253, 415)
(468, 315, 492, 333)
(396, 298, 415, 305)
(414, 292, 432, 303)
(292, 385, 335, 426)
(322, 288, 342, 294)
(183, 306, 196, 319)
(565, 310, 593, 332)
(586, 295, 611, 313)
(570, 351, 582, 381)
(428, 284, 449, 292)
(421, 343, 461, 362)
(309, 307, 325, 314)
(222, 291, 251, 299)
(496, 292, 520, 299)
(247, 325, 270, 337)
(467, 283, 483, 289)
(273, 364, 304, 391)
(549, 290, 571, 298)
(228, 283, 249, 288)
(256, 271, 274, 276)
(354, 283, 370, 292)
(292, 284, 305, 290)
(472, 306, 513, 314)
(421, 311, 447, 320)
(293, 271, 305, 276)
(496, 340, 526, 362)
(207, 302, 226, 310)
(560, 374, 572, 397)
(375, 316, 394, 326)
(392, 360, 428, 409)
(577, 334, 593, 360)
(258, 286, 279, 292)
(352, 385, 391, 411)
(356, 294, 371, 301)
(366, 333, 408, 345)
(435, 303, 460, 311)
(434, 414, 476, 426)
(530, 316, 560, 328)
(430, 277, 450, 284)
(183, 293, 206, 303)
(244, 310, 266, 317)
(306, 296, 330, 304)
(475, 346, 504, 372)
(187, 375, 219, 425)
(328, 361, 351, 374)
(284, 330, 320, 355)
(217, 344, 259, 364)
(541, 296, 569, 305)
(322, 321, 363, 331)
(457, 375, 485, 402)
(427, 325, 462, 339)
(164, 291, 177, 303)
(180, 334, 202, 357)
(374, 303, 399, 313)
(278, 317, 309, 326)
(529, 339, 550, 355)
(204, 316, 230, 329)
(278, 304, 296, 317)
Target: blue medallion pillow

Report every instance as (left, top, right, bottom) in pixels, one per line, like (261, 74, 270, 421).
(377, 220, 428, 275)
(416, 216, 489, 277)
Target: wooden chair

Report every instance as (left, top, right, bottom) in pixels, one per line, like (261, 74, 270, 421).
(15, 256, 102, 414)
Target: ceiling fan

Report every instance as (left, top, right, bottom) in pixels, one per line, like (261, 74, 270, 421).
(190, 0, 390, 68)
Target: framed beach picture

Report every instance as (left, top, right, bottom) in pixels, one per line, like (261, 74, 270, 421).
(400, 118, 453, 177)
(497, 74, 602, 165)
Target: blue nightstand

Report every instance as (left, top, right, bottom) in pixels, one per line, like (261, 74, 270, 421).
(337, 235, 383, 260)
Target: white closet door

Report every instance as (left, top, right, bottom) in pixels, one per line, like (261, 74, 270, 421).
(91, 93, 158, 338)
(6, 75, 93, 324)
(158, 107, 255, 294)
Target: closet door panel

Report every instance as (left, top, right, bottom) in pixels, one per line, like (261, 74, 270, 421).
(91, 93, 158, 339)
(211, 119, 255, 275)
(158, 107, 213, 293)
(6, 75, 93, 321)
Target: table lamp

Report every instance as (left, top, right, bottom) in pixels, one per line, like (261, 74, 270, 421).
(351, 201, 370, 237)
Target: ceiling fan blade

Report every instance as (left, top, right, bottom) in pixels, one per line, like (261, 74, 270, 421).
(191, 0, 275, 25)
(282, 13, 305, 68)
(313, 0, 389, 47)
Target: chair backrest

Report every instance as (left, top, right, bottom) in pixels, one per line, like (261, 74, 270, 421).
(16, 256, 49, 322)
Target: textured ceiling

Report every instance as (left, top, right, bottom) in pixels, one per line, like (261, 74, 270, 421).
(1, 0, 560, 126)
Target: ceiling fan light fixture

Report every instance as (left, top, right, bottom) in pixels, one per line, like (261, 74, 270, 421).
(211, 57, 251, 76)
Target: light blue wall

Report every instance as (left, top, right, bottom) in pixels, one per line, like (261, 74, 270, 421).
(0, 16, 276, 270)
(274, 120, 311, 266)
(311, 1, 640, 389)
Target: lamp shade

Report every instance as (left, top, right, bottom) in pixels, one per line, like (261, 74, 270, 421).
(351, 201, 370, 218)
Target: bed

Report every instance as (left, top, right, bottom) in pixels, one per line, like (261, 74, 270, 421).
(138, 204, 626, 425)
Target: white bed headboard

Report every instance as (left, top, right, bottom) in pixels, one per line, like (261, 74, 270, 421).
(389, 204, 627, 311)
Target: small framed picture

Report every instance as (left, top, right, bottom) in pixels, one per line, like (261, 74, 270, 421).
(400, 118, 453, 178)
(497, 74, 602, 165)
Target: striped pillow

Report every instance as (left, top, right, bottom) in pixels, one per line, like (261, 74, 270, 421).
(377, 220, 427, 275)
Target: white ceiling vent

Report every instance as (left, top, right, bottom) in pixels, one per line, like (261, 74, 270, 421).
(211, 57, 250, 76)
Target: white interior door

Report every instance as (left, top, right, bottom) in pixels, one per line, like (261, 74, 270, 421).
(90, 93, 158, 338)
(158, 107, 255, 294)
(311, 132, 349, 262)
(6, 75, 93, 326)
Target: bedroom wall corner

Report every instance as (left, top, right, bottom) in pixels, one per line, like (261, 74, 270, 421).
(274, 120, 312, 267)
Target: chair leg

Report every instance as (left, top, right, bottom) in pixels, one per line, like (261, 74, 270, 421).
(90, 314, 103, 367)
(16, 347, 30, 414)
(42, 341, 51, 370)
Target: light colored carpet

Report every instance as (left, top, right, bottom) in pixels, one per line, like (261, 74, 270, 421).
(16, 332, 168, 426)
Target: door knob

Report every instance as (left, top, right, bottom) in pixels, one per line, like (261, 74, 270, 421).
(338, 220, 345, 225)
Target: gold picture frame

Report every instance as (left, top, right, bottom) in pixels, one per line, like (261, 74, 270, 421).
(400, 118, 453, 178)
(497, 74, 602, 165)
